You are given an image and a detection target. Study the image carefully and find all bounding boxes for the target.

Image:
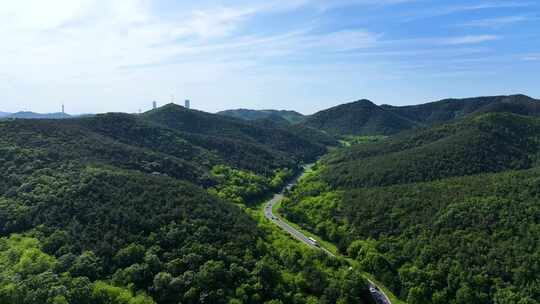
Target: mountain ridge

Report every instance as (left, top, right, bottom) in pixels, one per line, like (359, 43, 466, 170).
(217, 108, 306, 124)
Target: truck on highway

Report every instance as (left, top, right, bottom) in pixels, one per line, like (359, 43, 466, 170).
(308, 237, 319, 247)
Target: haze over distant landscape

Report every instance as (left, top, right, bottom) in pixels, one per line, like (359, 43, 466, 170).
(1, 0, 539, 114)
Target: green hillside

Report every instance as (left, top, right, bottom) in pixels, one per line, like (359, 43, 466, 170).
(218, 109, 306, 124)
(282, 166, 540, 303)
(280, 112, 540, 303)
(143, 104, 327, 165)
(322, 113, 540, 188)
(0, 109, 374, 304)
(381, 94, 540, 126)
(302, 99, 418, 136)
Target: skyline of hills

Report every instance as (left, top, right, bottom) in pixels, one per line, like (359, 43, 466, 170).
(3, 93, 538, 120)
(2, 91, 540, 304)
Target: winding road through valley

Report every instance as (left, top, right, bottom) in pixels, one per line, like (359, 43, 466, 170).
(264, 165, 393, 304)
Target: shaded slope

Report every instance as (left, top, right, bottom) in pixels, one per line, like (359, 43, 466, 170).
(322, 113, 540, 188)
(0, 119, 207, 190)
(381, 94, 540, 125)
(218, 109, 306, 124)
(142, 104, 327, 163)
(302, 99, 418, 136)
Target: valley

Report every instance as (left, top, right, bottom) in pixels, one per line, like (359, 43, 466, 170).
(1, 94, 540, 304)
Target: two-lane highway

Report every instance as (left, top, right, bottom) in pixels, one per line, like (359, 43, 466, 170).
(264, 165, 392, 304)
(264, 193, 335, 257)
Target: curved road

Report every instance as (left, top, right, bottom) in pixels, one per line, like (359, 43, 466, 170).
(264, 165, 392, 304)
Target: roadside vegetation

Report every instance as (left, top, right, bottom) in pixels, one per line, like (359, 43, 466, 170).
(281, 113, 540, 303)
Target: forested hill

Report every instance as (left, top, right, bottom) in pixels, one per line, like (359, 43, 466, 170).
(381, 94, 540, 126)
(217, 109, 306, 124)
(142, 104, 331, 165)
(281, 111, 540, 303)
(321, 112, 540, 188)
(297, 94, 539, 137)
(302, 99, 419, 136)
(0, 108, 371, 303)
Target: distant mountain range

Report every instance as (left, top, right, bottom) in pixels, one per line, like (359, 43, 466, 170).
(0, 111, 72, 119)
(219, 95, 539, 136)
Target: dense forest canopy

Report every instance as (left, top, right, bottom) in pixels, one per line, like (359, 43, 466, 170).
(3, 95, 540, 304)
(0, 106, 377, 304)
(296, 94, 540, 137)
(281, 112, 540, 304)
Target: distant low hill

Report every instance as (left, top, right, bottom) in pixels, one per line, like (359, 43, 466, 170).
(4, 111, 71, 119)
(0, 112, 11, 118)
(218, 109, 306, 124)
(302, 99, 418, 136)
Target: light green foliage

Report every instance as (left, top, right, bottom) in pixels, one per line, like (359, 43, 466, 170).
(92, 281, 155, 304)
(269, 168, 293, 190)
(210, 165, 293, 205)
(341, 135, 387, 146)
(0, 235, 155, 304)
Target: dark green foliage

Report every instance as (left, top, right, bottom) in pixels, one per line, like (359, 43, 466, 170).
(217, 109, 306, 124)
(322, 113, 540, 188)
(283, 167, 540, 303)
(284, 124, 339, 147)
(282, 114, 540, 303)
(143, 104, 327, 165)
(301, 94, 539, 137)
(0, 119, 208, 189)
(302, 99, 419, 136)
(0, 108, 370, 304)
(381, 94, 540, 126)
(0, 166, 372, 303)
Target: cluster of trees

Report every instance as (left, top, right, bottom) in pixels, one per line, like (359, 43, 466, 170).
(0, 164, 376, 304)
(322, 113, 540, 188)
(210, 165, 295, 205)
(0, 234, 155, 304)
(0, 109, 376, 304)
(141, 103, 328, 165)
(281, 115, 540, 303)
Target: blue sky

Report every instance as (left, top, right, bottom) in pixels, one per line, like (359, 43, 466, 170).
(0, 0, 539, 114)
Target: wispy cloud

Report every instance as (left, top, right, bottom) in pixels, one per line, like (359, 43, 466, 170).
(441, 35, 500, 45)
(523, 55, 540, 61)
(404, 1, 536, 21)
(457, 15, 533, 28)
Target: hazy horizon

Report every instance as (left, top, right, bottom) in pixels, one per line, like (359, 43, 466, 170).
(1, 0, 539, 115)
(1, 92, 539, 117)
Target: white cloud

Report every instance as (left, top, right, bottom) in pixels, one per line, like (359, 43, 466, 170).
(458, 16, 532, 28)
(523, 55, 540, 61)
(404, 1, 535, 21)
(441, 35, 500, 45)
